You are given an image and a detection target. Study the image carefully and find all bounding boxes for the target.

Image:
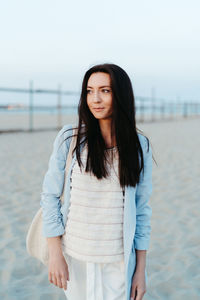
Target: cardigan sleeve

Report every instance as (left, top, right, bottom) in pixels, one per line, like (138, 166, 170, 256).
(40, 124, 73, 237)
(134, 135, 153, 250)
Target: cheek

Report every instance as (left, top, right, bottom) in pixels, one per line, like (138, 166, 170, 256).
(86, 98, 92, 108)
(105, 98, 113, 110)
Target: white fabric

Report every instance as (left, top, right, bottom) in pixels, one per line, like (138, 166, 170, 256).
(62, 145, 125, 263)
(63, 252, 126, 300)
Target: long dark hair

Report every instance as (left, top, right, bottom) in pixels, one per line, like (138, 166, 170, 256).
(62, 63, 154, 189)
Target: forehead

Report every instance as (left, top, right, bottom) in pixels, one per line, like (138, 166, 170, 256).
(87, 72, 111, 87)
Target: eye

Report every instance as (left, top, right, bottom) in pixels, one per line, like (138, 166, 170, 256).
(86, 90, 92, 94)
(102, 89, 110, 93)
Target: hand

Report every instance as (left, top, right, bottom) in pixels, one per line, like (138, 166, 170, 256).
(48, 252, 70, 291)
(130, 269, 146, 300)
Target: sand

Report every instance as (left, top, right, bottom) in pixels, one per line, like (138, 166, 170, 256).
(0, 116, 200, 299)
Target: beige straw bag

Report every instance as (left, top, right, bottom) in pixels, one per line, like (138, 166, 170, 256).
(26, 128, 77, 266)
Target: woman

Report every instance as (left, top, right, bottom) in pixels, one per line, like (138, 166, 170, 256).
(40, 63, 154, 300)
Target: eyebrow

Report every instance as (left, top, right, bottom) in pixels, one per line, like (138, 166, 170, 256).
(87, 85, 111, 88)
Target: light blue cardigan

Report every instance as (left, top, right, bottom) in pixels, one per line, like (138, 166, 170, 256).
(40, 124, 153, 300)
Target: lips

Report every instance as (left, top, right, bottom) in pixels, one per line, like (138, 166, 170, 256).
(93, 107, 104, 111)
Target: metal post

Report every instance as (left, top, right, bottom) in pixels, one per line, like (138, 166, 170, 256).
(151, 87, 156, 122)
(176, 96, 180, 119)
(183, 102, 187, 118)
(140, 97, 145, 122)
(29, 80, 33, 131)
(57, 84, 62, 130)
(170, 101, 174, 120)
(161, 99, 165, 121)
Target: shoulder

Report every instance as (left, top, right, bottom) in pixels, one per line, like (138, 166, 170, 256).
(53, 124, 74, 154)
(61, 123, 82, 135)
(60, 123, 74, 135)
(137, 132, 151, 154)
(57, 123, 77, 141)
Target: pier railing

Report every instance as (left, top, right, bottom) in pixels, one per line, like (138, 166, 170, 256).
(0, 83, 199, 133)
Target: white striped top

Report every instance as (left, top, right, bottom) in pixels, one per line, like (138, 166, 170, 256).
(62, 144, 124, 263)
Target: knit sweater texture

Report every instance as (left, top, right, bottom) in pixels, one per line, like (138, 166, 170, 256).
(62, 144, 124, 263)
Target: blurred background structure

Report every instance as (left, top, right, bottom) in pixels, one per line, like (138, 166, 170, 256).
(0, 83, 199, 132)
(0, 0, 200, 299)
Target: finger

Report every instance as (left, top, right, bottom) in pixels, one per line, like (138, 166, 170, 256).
(48, 272, 52, 283)
(67, 269, 70, 281)
(135, 289, 143, 300)
(66, 264, 70, 281)
(130, 286, 136, 300)
(61, 277, 68, 290)
(48, 272, 54, 284)
(56, 275, 62, 289)
(52, 274, 57, 286)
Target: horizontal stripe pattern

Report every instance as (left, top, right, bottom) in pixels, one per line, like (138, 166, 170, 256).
(62, 144, 124, 263)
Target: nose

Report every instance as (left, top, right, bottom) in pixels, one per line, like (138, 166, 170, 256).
(93, 91, 101, 102)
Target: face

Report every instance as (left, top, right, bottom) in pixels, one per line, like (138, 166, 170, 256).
(86, 72, 113, 120)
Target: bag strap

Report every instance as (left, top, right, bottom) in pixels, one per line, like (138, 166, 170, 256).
(60, 127, 78, 204)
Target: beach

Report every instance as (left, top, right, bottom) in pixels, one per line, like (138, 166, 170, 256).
(0, 116, 200, 299)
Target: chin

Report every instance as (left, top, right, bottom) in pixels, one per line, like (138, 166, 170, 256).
(94, 116, 103, 120)
(93, 113, 106, 118)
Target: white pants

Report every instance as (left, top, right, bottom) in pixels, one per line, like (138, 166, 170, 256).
(63, 253, 126, 300)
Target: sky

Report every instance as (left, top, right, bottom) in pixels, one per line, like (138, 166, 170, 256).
(0, 0, 199, 103)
